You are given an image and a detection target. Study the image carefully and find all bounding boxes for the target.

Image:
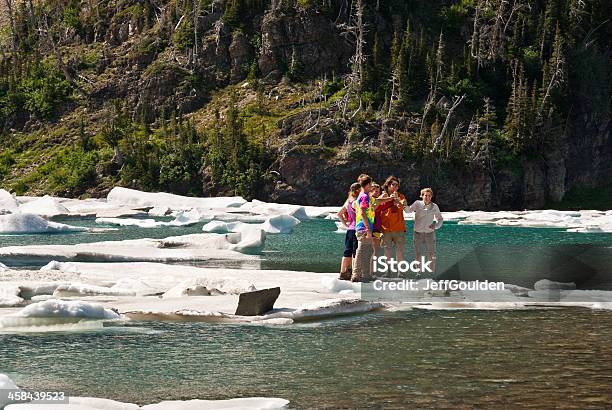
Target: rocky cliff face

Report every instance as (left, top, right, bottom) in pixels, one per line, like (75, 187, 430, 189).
(2, 0, 610, 208)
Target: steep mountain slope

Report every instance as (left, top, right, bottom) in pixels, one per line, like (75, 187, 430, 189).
(0, 0, 610, 209)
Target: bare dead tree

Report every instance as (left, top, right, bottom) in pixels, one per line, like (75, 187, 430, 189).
(470, 0, 530, 65)
(3, 0, 17, 58)
(39, 14, 74, 84)
(337, 0, 366, 120)
(433, 94, 466, 152)
(419, 32, 445, 137)
(387, 66, 399, 117)
(539, 51, 565, 117)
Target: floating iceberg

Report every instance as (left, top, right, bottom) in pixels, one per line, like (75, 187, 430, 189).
(141, 397, 290, 409)
(53, 283, 137, 297)
(96, 209, 212, 228)
(17, 195, 70, 218)
(241, 199, 308, 220)
(0, 213, 88, 234)
(334, 221, 347, 233)
(12, 299, 119, 320)
(0, 284, 23, 307)
(0, 373, 21, 408)
(303, 205, 340, 218)
(0, 299, 120, 331)
(95, 217, 164, 228)
(2, 394, 289, 410)
(202, 220, 230, 233)
(107, 187, 246, 210)
(0, 189, 19, 214)
(261, 214, 301, 234)
(203, 215, 299, 235)
(0, 232, 263, 265)
(456, 209, 612, 232)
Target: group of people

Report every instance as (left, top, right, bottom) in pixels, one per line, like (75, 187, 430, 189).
(337, 174, 443, 282)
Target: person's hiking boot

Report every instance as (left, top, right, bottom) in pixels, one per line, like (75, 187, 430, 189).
(350, 271, 362, 282)
(339, 269, 351, 281)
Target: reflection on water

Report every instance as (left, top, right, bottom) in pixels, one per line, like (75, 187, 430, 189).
(2, 309, 611, 408)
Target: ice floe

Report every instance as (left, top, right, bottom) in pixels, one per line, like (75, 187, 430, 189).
(17, 195, 70, 218)
(96, 209, 211, 229)
(1, 373, 289, 409)
(455, 209, 612, 232)
(261, 214, 301, 233)
(0, 214, 88, 234)
(0, 373, 21, 408)
(0, 189, 19, 214)
(140, 397, 290, 409)
(107, 187, 246, 210)
(12, 298, 119, 320)
(533, 279, 576, 290)
(162, 277, 256, 298)
(53, 283, 137, 297)
(95, 217, 165, 228)
(0, 299, 120, 331)
(0, 284, 23, 307)
(0, 232, 263, 264)
(202, 215, 300, 235)
(240, 199, 308, 220)
(3, 394, 289, 410)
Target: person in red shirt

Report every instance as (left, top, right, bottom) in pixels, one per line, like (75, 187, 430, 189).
(379, 176, 407, 262)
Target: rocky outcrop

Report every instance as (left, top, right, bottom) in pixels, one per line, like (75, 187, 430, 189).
(258, 8, 352, 80)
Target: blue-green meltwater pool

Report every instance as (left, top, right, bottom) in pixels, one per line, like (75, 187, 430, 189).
(1, 217, 612, 408)
(2, 309, 611, 408)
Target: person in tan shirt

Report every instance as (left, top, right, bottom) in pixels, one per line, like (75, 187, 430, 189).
(406, 188, 443, 273)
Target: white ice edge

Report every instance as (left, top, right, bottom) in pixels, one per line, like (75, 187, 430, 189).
(1, 372, 289, 409)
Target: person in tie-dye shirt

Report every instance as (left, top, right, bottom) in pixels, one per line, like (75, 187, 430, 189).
(351, 176, 394, 282)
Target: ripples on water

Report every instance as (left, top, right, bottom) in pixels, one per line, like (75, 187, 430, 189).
(2, 218, 612, 408)
(1, 309, 611, 408)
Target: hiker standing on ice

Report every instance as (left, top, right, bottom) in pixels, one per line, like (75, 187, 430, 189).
(406, 188, 443, 273)
(379, 176, 408, 262)
(337, 182, 361, 280)
(352, 176, 394, 282)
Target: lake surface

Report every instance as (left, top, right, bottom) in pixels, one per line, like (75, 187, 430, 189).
(2, 309, 611, 408)
(1, 217, 612, 408)
(2, 218, 611, 289)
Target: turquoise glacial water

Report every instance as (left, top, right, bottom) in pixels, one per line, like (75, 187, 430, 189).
(2, 217, 611, 289)
(2, 309, 611, 408)
(1, 217, 612, 408)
